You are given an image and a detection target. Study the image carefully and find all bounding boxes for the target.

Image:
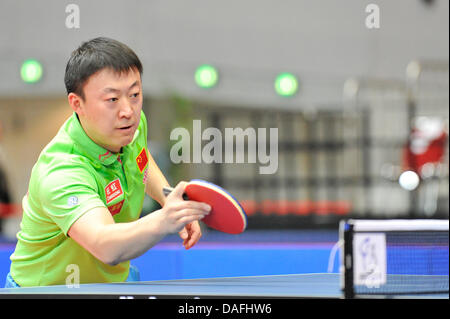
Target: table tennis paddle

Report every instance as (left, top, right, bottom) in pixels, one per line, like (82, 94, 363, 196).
(163, 179, 247, 234)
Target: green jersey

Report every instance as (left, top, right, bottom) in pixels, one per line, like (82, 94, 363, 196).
(10, 111, 150, 286)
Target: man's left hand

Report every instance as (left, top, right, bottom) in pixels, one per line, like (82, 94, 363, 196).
(179, 221, 202, 250)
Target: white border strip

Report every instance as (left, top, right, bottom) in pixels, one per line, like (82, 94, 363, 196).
(350, 219, 449, 232)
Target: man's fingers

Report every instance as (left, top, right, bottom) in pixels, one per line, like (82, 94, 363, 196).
(169, 181, 188, 200)
(174, 201, 211, 214)
(182, 222, 202, 250)
(186, 231, 201, 249)
(165, 182, 211, 212)
(179, 227, 188, 240)
(177, 213, 206, 226)
(161, 182, 210, 236)
(177, 212, 207, 228)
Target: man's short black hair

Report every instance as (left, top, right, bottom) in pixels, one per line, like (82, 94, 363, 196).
(64, 37, 143, 100)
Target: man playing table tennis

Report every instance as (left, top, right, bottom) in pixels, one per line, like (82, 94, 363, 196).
(6, 37, 211, 287)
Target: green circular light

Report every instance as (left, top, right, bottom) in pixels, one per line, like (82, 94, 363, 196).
(21, 59, 43, 83)
(274, 72, 298, 97)
(195, 64, 218, 89)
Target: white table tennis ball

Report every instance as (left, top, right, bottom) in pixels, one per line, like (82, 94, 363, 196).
(398, 170, 420, 191)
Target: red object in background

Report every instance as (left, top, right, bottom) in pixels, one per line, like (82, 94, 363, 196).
(260, 200, 277, 216)
(403, 117, 448, 174)
(313, 201, 352, 216)
(0, 203, 22, 218)
(239, 199, 352, 216)
(240, 200, 257, 216)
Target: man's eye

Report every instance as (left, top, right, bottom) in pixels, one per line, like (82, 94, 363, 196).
(108, 97, 118, 102)
(131, 93, 140, 98)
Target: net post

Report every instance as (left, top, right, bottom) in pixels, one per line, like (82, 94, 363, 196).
(341, 220, 355, 299)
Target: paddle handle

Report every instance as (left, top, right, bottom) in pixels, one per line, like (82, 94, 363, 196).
(162, 186, 190, 200)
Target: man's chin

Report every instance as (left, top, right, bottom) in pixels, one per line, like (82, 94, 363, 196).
(110, 127, 138, 151)
(118, 135, 135, 148)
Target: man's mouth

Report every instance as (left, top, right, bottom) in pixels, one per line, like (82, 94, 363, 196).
(118, 124, 133, 130)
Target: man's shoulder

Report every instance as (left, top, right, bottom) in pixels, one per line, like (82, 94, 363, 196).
(29, 154, 99, 202)
(33, 131, 97, 183)
(39, 135, 91, 167)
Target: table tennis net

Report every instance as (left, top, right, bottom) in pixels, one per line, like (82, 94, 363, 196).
(340, 219, 449, 297)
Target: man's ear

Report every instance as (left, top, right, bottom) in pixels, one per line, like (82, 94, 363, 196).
(68, 92, 84, 115)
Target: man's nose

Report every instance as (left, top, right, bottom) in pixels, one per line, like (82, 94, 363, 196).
(119, 100, 133, 118)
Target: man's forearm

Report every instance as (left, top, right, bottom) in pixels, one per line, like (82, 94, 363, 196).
(96, 209, 166, 265)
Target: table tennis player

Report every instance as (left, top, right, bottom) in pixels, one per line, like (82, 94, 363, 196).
(6, 37, 211, 287)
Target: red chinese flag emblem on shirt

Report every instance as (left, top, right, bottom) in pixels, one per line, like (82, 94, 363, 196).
(136, 147, 149, 173)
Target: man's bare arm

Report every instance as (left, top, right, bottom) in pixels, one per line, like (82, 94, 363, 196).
(68, 182, 210, 265)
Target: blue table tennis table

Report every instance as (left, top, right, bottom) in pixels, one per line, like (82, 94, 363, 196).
(0, 273, 448, 299)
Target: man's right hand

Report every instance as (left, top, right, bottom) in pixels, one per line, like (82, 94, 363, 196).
(156, 181, 211, 235)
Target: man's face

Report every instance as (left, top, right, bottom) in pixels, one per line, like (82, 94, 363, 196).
(71, 67, 143, 153)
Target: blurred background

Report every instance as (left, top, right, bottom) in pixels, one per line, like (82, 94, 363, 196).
(0, 0, 448, 284)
